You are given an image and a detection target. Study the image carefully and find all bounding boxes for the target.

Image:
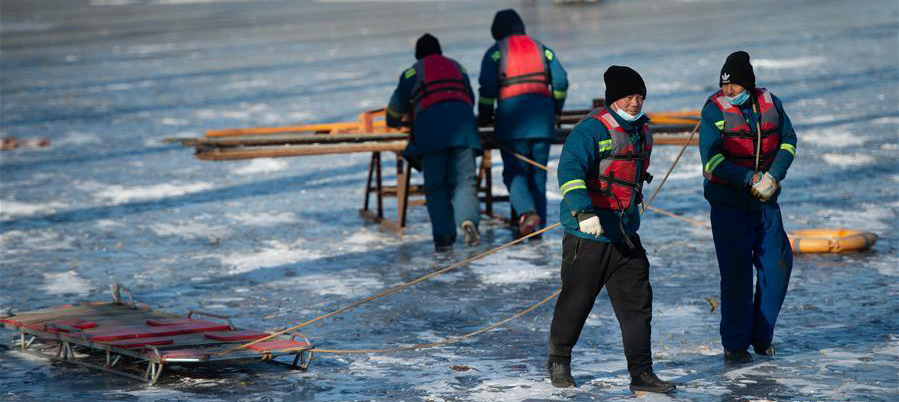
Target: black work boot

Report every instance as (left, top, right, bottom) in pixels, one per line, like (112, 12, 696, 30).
(546, 359, 575, 388)
(629, 368, 676, 393)
(517, 212, 541, 238)
(434, 238, 454, 253)
(752, 341, 775, 356)
(724, 349, 753, 363)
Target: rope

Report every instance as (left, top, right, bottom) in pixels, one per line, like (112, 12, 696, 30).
(483, 134, 548, 171)
(220, 122, 703, 357)
(487, 128, 706, 227)
(314, 289, 561, 354)
(644, 205, 709, 228)
(301, 124, 705, 355)
(216, 223, 562, 356)
(642, 121, 700, 210)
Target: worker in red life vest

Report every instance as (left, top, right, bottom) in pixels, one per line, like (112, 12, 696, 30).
(548, 66, 675, 394)
(699, 51, 796, 364)
(386, 34, 483, 252)
(477, 9, 568, 238)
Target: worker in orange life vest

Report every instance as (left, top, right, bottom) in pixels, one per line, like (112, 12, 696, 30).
(386, 34, 483, 252)
(548, 66, 674, 394)
(477, 9, 568, 238)
(699, 51, 797, 364)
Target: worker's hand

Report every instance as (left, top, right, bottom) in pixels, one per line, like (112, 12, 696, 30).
(577, 213, 602, 237)
(750, 172, 779, 201)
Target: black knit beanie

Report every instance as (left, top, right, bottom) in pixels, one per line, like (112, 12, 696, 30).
(491, 9, 526, 40)
(415, 33, 442, 60)
(719, 51, 755, 89)
(604, 66, 646, 106)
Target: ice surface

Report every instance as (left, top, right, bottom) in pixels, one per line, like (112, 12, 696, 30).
(1, 0, 897, 400)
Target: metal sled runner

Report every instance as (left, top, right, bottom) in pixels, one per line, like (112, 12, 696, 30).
(0, 286, 314, 384)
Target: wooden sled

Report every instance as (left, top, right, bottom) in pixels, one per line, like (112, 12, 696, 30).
(0, 285, 313, 385)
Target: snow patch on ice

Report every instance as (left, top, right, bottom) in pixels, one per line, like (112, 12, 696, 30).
(56, 131, 100, 146)
(222, 78, 270, 90)
(1, 230, 77, 258)
(470, 250, 552, 285)
(871, 116, 899, 125)
(0, 21, 52, 33)
(803, 128, 869, 147)
(41, 271, 93, 296)
(753, 57, 824, 69)
(285, 274, 384, 296)
(820, 152, 874, 167)
(78, 180, 213, 204)
(813, 202, 896, 232)
(226, 211, 297, 227)
(96, 219, 125, 229)
(204, 239, 325, 275)
(0, 199, 66, 219)
(665, 161, 703, 180)
(161, 117, 187, 126)
(196, 104, 270, 120)
(341, 229, 397, 252)
(149, 220, 226, 239)
(230, 158, 289, 175)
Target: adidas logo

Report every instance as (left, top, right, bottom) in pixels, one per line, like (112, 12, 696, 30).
(721, 73, 731, 82)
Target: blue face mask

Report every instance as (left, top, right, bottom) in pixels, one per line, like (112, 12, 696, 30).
(725, 90, 750, 105)
(614, 107, 644, 122)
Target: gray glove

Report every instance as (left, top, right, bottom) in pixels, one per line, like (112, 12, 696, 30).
(751, 172, 779, 201)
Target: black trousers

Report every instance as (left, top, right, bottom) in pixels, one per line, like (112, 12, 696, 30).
(548, 233, 653, 377)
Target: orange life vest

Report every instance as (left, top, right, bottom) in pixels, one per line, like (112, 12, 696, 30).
(410, 55, 472, 116)
(585, 109, 653, 210)
(705, 88, 780, 183)
(498, 35, 550, 100)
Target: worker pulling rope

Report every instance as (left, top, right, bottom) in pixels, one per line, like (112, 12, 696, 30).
(220, 123, 705, 357)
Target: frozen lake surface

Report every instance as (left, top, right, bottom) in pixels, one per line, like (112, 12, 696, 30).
(1, 0, 897, 400)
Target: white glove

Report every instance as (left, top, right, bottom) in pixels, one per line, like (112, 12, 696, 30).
(578, 215, 603, 237)
(751, 172, 779, 201)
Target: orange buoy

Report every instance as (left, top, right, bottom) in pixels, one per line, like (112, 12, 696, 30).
(788, 229, 878, 253)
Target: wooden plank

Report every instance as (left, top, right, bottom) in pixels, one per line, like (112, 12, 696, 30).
(193, 132, 410, 147)
(196, 141, 408, 160)
(3, 304, 164, 325)
(206, 122, 364, 137)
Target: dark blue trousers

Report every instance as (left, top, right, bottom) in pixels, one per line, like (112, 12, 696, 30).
(420, 147, 480, 246)
(499, 139, 551, 225)
(710, 204, 793, 351)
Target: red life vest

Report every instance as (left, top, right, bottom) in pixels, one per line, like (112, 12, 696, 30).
(585, 109, 653, 210)
(410, 55, 472, 117)
(705, 88, 780, 183)
(498, 35, 550, 100)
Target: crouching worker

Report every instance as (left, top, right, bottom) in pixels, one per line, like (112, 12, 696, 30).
(699, 51, 796, 363)
(386, 34, 483, 252)
(547, 66, 674, 393)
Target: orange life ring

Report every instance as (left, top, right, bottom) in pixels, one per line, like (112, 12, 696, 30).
(788, 229, 878, 253)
